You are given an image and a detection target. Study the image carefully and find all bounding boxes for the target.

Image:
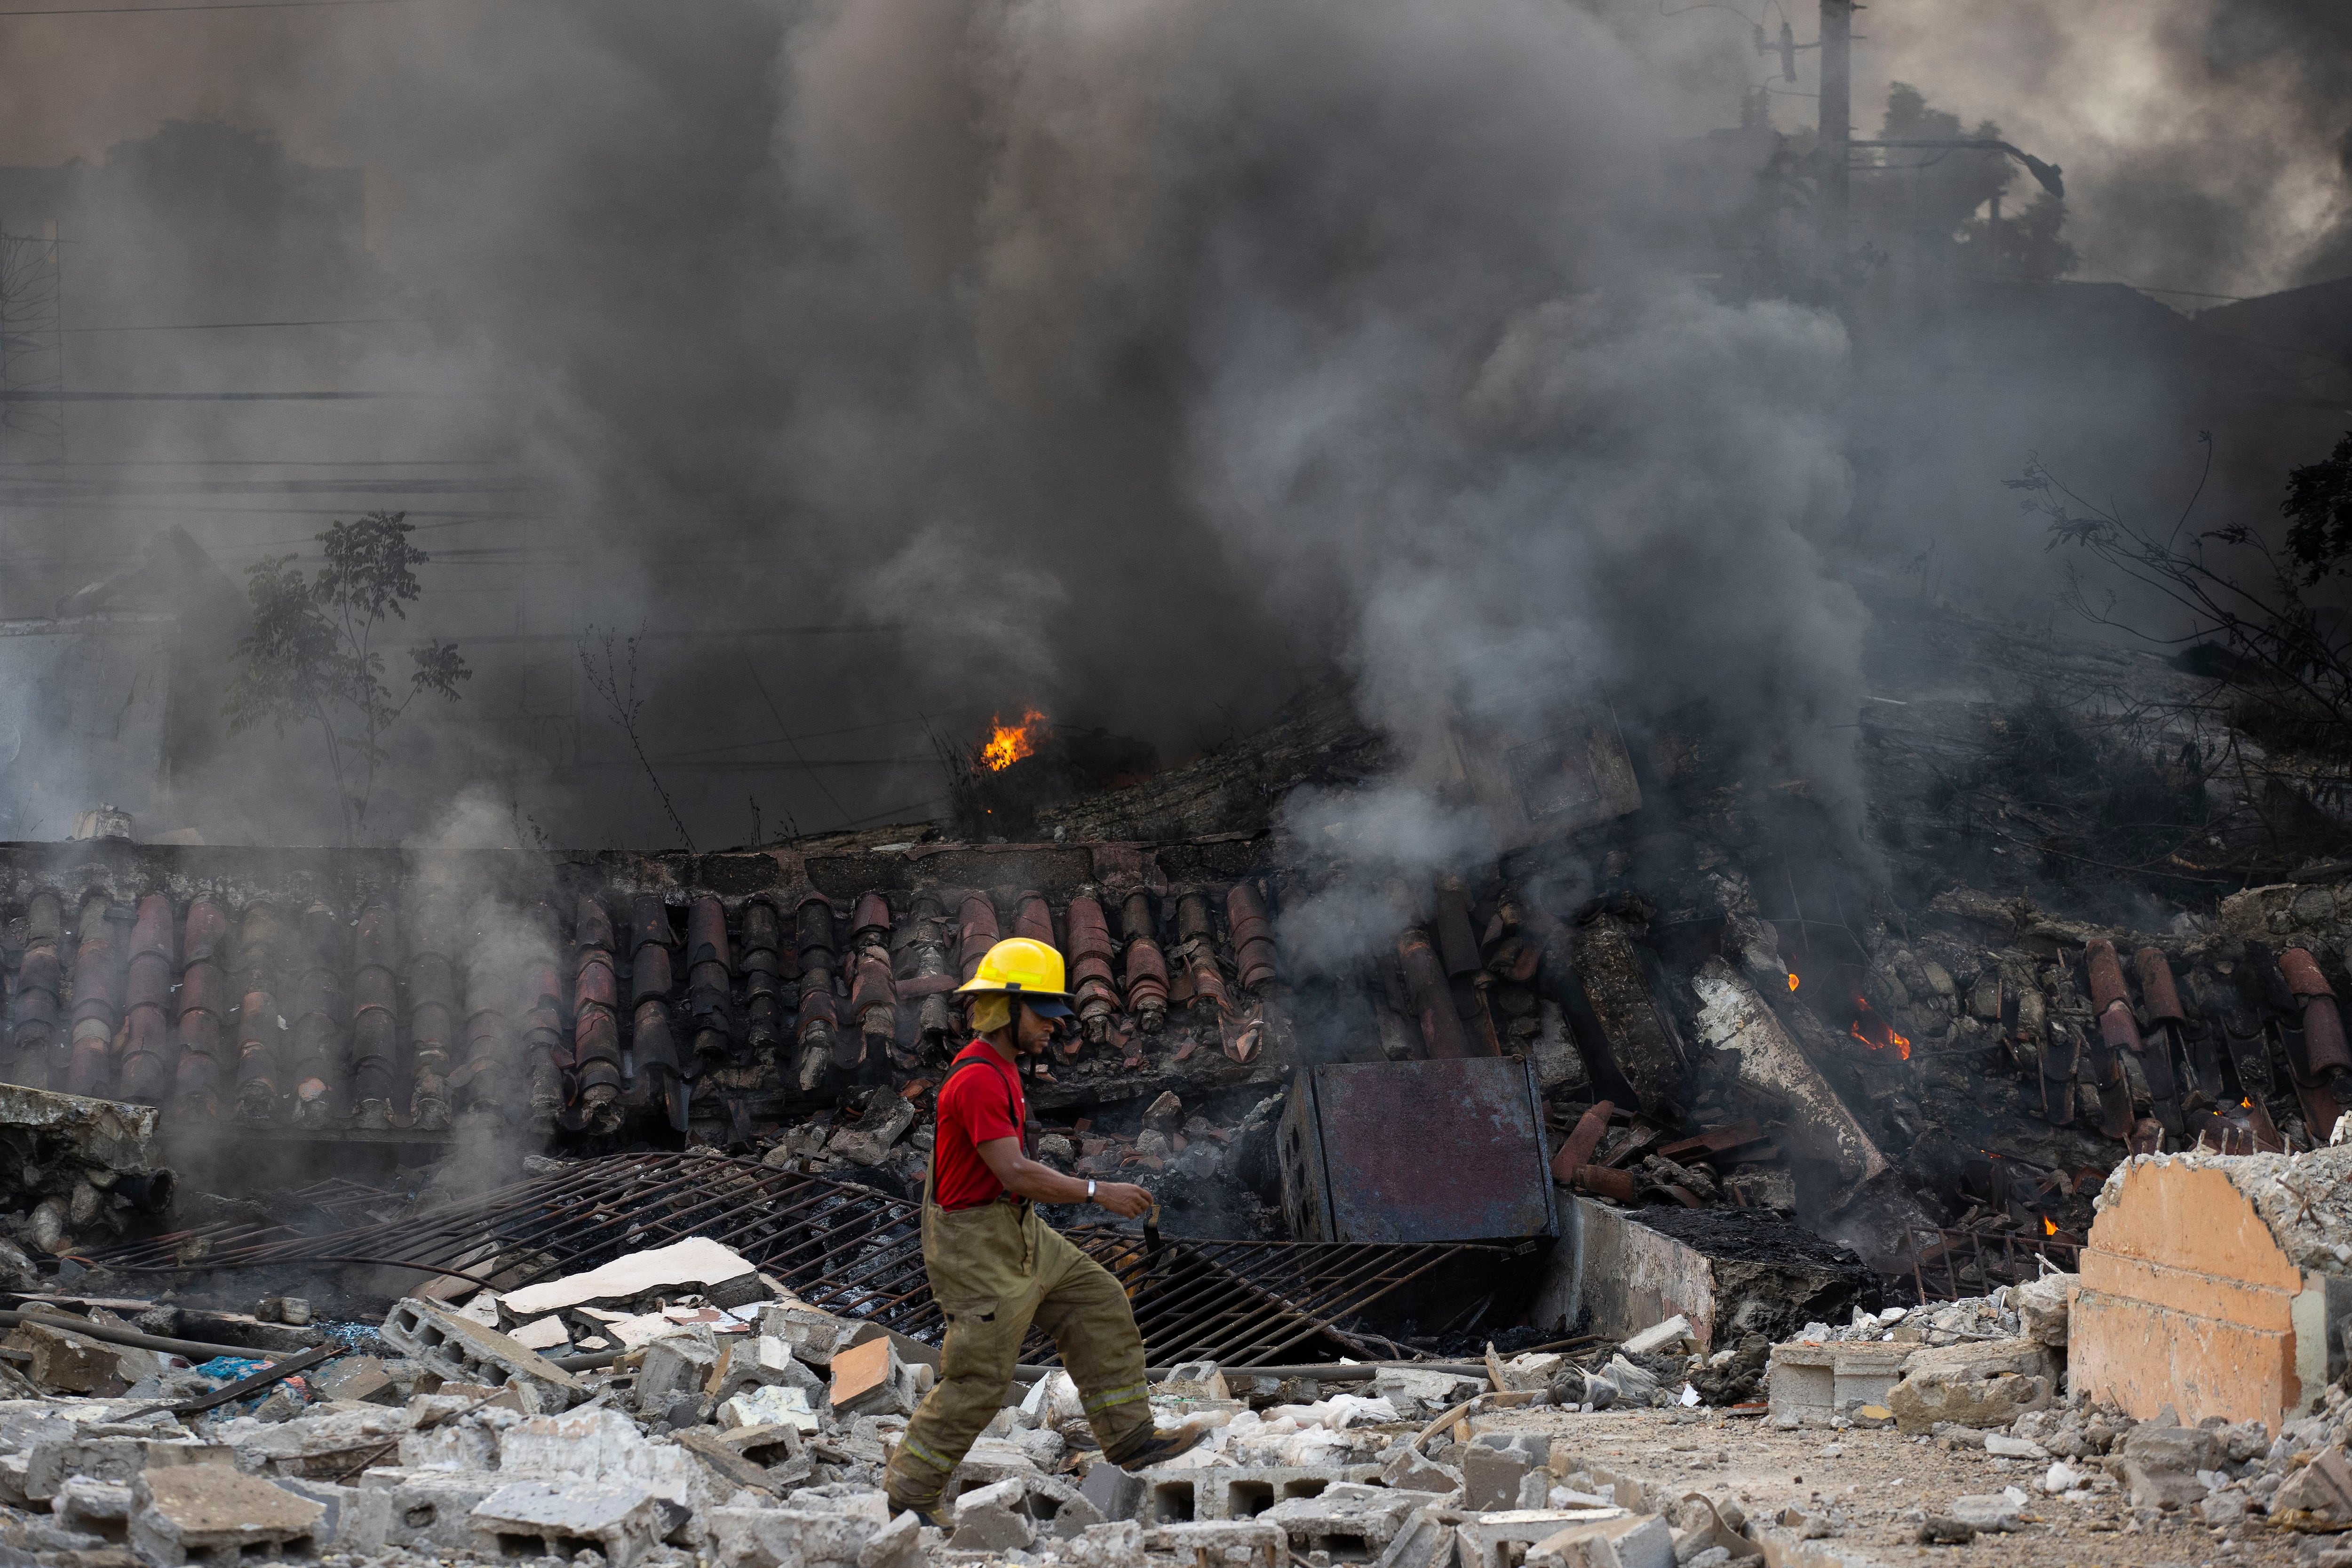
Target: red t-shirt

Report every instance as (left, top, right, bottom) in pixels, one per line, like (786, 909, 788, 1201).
(932, 1041, 1027, 1210)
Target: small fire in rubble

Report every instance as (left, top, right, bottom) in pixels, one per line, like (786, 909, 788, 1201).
(1786, 971, 1800, 992)
(2043, 1215, 2058, 1236)
(1849, 996, 1912, 1060)
(980, 707, 1050, 772)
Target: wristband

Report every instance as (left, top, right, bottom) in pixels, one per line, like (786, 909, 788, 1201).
(1086, 1179, 1097, 1203)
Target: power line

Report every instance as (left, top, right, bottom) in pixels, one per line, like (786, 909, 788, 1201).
(62, 315, 437, 333)
(0, 0, 415, 16)
(0, 389, 386, 400)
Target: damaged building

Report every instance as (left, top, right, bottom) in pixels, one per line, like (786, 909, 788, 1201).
(0, 600, 2339, 1565)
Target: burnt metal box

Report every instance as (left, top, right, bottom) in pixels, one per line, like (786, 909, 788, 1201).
(1278, 1056, 1557, 1243)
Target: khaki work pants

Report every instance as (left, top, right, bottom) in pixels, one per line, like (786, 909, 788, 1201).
(884, 1189, 1152, 1509)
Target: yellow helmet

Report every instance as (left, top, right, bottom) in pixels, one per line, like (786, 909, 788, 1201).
(956, 936, 1073, 1014)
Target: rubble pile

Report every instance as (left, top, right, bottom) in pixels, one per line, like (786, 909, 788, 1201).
(0, 1249, 1838, 1568)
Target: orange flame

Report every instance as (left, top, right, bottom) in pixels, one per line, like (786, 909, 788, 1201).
(1848, 997, 1911, 1060)
(2043, 1216, 2058, 1237)
(980, 707, 1049, 772)
(1787, 971, 1800, 992)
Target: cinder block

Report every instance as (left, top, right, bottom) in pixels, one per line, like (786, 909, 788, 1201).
(128, 1467, 326, 1566)
(380, 1297, 587, 1414)
(1765, 1340, 1913, 1427)
(756, 1303, 857, 1368)
(274, 1475, 393, 1553)
(1259, 1481, 1422, 1556)
(357, 1465, 510, 1552)
(1137, 1463, 1383, 1523)
(471, 1480, 689, 1568)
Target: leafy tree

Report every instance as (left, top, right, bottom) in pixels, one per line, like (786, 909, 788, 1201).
(2282, 430, 2352, 585)
(224, 510, 470, 844)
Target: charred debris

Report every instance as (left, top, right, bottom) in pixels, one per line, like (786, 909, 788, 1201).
(0, 599, 2340, 1389)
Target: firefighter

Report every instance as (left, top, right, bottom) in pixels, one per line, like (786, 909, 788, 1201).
(884, 935, 1205, 1519)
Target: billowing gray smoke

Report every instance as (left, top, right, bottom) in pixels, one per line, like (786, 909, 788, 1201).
(1864, 0, 2352, 296)
(8, 0, 2346, 859)
(292, 0, 1860, 869)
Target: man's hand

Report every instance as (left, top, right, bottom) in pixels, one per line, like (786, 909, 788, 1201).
(977, 1138, 1159, 1217)
(1089, 1181, 1153, 1218)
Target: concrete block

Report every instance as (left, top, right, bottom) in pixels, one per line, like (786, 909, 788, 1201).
(756, 1302, 857, 1368)
(1371, 1505, 1459, 1568)
(500, 1406, 715, 1512)
(6, 1320, 126, 1393)
(829, 1336, 922, 1419)
(857, 1509, 924, 1568)
(23, 1437, 233, 1503)
(398, 1419, 498, 1471)
(2121, 1425, 2221, 1510)
(313, 1356, 399, 1405)
(1079, 1458, 1143, 1521)
(1464, 1433, 1548, 1511)
(1455, 1509, 1629, 1568)
(1259, 1480, 1422, 1555)
(1764, 1340, 1913, 1426)
(2273, 1445, 2352, 1528)
(358, 1465, 511, 1552)
(471, 1480, 689, 1568)
(1526, 1512, 1673, 1568)
(1138, 1462, 1383, 1523)
(721, 1382, 821, 1433)
(273, 1475, 392, 1552)
(710, 1335, 822, 1404)
(949, 1476, 1036, 1551)
(380, 1297, 587, 1414)
(1620, 1316, 1694, 1356)
(1887, 1369, 2052, 1435)
(52, 1474, 132, 1538)
(1055, 1520, 1145, 1568)
(1370, 1367, 1485, 1420)
(636, 1335, 720, 1415)
(1381, 1446, 1461, 1492)
(710, 1502, 890, 1568)
(127, 1466, 326, 1566)
(1143, 1518, 1285, 1566)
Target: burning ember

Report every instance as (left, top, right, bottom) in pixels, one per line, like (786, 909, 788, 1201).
(1848, 996, 1911, 1060)
(980, 706, 1049, 772)
(2043, 1216, 2058, 1236)
(1786, 971, 1800, 992)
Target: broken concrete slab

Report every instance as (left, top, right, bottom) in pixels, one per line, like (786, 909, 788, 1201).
(355, 1466, 511, 1553)
(23, 1436, 232, 1503)
(1457, 1508, 1632, 1568)
(1078, 1458, 1142, 1522)
(948, 1476, 1035, 1551)
(2270, 1444, 2352, 1528)
(51, 1474, 132, 1539)
(1883, 1338, 2059, 1435)
(380, 1297, 587, 1414)
(2120, 1425, 2221, 1510)
(1525, 1511, 1673, 1568)
(312, 1356, 398, 1406)
(499, 1236, 763, 1316)
(634, 1335, 719, 1417)
(127, 1466, 325, 1567)
(708, 1498, 902, 1568)
(470, 1479, 690, 1568)
(1143, 1518, 1286, 1566)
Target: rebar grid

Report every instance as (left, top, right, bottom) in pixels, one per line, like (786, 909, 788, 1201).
(83, 1153, 1505, 1363)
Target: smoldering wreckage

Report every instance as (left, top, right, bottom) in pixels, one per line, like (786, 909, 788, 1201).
(8, 665, 2352, 1568)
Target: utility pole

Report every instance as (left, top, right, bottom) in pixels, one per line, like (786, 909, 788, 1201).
(1818, 0, 1854, 265)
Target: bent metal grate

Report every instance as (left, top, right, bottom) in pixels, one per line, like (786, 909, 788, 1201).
(81, 1153, 1508, 1367)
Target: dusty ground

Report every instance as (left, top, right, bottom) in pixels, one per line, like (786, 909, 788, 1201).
(1463, 1405, 2325, 1568)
